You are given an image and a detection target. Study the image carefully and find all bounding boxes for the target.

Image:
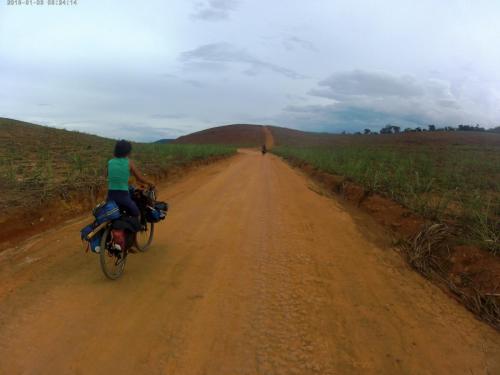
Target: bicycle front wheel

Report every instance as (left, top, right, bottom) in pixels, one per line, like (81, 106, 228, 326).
(135, 222, 154, 252)
(99, 227, 127, 280)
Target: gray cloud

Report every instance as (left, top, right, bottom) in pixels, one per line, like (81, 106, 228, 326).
(180, 43, 306, 79)
(150, 113, 186, 119)
(158, 73, 177, 79)
(181, 61, 229, 73)
(283, 36, 317, 52)
(118, 124, 186, 140)
(281, 104, 419, 132)
(183, 79, 206, 88)
(192, 0, 239, 21)
(280, 70, 492, 132)
(312, 70, 424, 100)
(304, 70, 468, 125)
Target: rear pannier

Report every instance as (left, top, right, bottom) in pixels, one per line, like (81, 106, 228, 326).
(154, 202, 168, 212)
(80, 222, 104, 253)
(93, 200, 121, 224)
(146, 201, 168, 223)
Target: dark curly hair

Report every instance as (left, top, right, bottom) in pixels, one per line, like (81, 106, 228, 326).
(114, 140, 132, 158)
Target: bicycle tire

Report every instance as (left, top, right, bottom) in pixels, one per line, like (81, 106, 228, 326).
(99, 227, 127, 280)
(135, 222, 155, 252)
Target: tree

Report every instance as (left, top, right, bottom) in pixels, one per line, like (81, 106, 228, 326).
(380, 124, 401, 134)
(380, 125, 392, 134)
(428, 124, 436, 131)
(457, 124, 484, 131)
(363, 128, 371, 134)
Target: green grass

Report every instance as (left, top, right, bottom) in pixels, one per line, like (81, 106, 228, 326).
(2, 142, 235, 189)
(273, 145, 500, 254)
(53, 143, 236, 191)
(133, 143, 236, 176)
(0, 119, 236, 212)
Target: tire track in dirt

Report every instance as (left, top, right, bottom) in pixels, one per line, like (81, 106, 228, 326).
(0, 150, 498, 374)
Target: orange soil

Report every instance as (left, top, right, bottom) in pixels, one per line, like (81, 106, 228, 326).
(263, 126, 275, 149)
(0, 150, 499, 374)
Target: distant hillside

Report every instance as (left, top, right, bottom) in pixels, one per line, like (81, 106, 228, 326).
(174, 124, 265, 146)
(0, 117, 115, 168)
(171, 123, 500, 148)
(155, 138, 175, 144)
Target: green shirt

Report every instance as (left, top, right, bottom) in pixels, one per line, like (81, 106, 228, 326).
(108, 158, 130, 191)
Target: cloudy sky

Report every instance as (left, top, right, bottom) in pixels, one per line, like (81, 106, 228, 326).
(1, 0, 500, 140)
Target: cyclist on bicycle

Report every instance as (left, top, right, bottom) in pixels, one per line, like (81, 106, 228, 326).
(107, 140, 154, 217)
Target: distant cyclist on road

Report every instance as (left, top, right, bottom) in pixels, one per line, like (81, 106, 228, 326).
(261, 144, 267, 155)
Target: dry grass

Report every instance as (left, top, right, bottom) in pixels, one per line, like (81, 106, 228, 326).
(447, 281, 500, 330)
(400, 223, 449, 276)
(401, 224, 500, 329)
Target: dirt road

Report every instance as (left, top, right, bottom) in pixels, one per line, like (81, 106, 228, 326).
(263, 126, 275, 149)
(0, 150, 499, 374)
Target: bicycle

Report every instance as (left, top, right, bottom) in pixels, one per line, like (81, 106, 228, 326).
(99, 187, 160, 280)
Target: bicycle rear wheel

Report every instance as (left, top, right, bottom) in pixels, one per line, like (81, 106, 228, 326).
(99, 227, 127, 280)
(135, 222, 154, 252)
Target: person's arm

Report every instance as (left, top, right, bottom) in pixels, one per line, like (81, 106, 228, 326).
(129, 160, 154, 187)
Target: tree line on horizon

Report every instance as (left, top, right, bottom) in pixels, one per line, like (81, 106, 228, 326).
(342, 124, 500, 135)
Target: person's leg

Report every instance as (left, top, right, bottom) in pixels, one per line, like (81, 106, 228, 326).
(121, 193, 140, 217)
(108, 190, 140, 217)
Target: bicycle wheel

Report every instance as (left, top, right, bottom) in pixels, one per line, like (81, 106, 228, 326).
(135, 222, 154, 252)
(99, 227, 127, 280)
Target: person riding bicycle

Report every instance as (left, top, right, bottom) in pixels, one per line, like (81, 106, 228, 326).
(261, 144, 267, 155)
(107, 140, 154, 217)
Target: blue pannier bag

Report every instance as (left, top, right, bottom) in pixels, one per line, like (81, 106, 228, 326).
(80, 223, 103, 253)
(93, 200, 121, 224)
(155, 202, 168, 212)
(146, 201, 168, 223)
(89, 231, 102, 253)
(146, 208, 162, 223)
(81, 224, 94, 241)
(145, 208, 164, 223)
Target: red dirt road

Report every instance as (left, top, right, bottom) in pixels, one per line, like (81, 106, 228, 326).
(0, 150, 499, 374)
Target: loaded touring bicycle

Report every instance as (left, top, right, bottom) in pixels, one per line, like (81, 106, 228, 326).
(81, 186, 168, 279)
